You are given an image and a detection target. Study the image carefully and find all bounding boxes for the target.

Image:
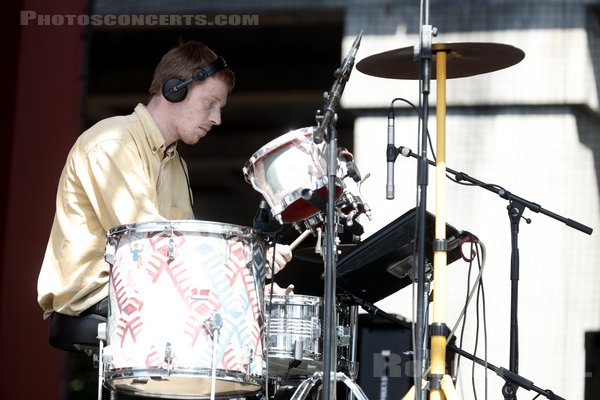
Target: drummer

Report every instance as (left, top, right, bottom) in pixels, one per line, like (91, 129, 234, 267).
(37, 40, 293, 321)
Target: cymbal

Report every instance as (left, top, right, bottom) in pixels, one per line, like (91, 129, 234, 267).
(356, 42, 525, 80)
(294, 244, 357, 263)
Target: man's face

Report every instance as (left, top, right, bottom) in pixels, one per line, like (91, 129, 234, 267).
(172, 77, 229, 145)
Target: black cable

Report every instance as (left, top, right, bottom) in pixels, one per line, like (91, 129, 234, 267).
(178, 153, 195, 218)
(455, 241, 475, 382)
(471, 242, 488, 400)
(479, 243, 489, 400)
(264, 233, 283, 400)
(387, 98, 515, 205)
(390, 97, 437, 162)
(472, 264, 481, 400)
(392, 96, 437, 385)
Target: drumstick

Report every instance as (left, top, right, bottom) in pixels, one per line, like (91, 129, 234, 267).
(289, 229, 312, 251)
(284, 284, 295, 295)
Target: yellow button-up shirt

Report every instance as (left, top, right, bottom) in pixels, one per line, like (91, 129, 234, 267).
(38, 104, 194, 318)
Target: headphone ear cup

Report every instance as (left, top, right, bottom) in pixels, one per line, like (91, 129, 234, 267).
(162, 78, 188, 103)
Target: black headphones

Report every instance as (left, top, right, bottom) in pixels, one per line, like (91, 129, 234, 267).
(161, 56, 227, 103)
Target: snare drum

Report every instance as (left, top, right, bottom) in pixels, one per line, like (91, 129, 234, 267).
(264, 295, 354, 379)
(243, 127, 343, 224)
(103, 220, 266, 399)
(264, 294, 323, 377)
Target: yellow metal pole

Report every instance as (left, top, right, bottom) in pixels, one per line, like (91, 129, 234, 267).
(430, 50, 448, 400)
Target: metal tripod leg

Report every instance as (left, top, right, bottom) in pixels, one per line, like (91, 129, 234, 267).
(97, 322, 118, 400)
(206, 312, 223, 400)
(289, 372, 370, 400)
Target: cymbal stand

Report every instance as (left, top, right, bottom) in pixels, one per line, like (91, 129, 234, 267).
(415, 2, 460, 398)
(414, 2, 434, 399)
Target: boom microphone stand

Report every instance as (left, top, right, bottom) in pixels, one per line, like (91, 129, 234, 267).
(394, 145, 593, 399)
(312, 31, 363, 400)
(343, 292, 568, 400)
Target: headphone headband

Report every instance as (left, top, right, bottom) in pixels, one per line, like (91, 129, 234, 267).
(193, 56, 227, 81)
(162, 55, 228, 103)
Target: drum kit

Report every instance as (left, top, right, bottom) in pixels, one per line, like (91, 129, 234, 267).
(97, 127, 372, 399)
(91, 17, 593, 400)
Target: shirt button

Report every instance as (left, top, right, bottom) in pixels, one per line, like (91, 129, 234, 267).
(152, 147, 157, 152)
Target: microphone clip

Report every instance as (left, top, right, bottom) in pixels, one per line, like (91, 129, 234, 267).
(253, 200, 277, 240)
(387, 145, 398, 163)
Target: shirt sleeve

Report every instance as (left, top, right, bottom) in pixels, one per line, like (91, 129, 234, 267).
(76, 138, 166, 231)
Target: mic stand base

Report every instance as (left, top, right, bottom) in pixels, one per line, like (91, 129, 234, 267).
(346, 295, 566, 400)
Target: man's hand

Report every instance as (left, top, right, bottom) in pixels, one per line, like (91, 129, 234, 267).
(265, 282, 295, 295)
(265, 244, 292, 279)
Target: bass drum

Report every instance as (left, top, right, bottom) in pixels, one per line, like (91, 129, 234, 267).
(103, 220, 266, 399)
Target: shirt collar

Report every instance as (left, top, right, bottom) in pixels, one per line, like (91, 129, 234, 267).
(134, 103, 167, 156)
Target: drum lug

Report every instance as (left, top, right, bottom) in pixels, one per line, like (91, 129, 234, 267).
(244, 347, 254, 371)
(104, 244, 115, 265)
(164, 341, 174, 367)
(338, 359, 359, 381)
(312, 316, 321, 338)
(204, 312, 223, 339)
(337, 325, 351, 347)
(168, 237, 176, 262)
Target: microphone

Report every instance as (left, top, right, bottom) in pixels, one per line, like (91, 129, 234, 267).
(339, 148, 362, 183)
(314, 31, 363, 144)
(253, 199, 271, 232)
(336, 30, 363, 80)
(386, 106, 397, 199)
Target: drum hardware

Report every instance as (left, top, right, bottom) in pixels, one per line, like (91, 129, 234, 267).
(287, 371, 369, 400)
(336, 325, 351, 348)
(315, 41, 364, 399)
(167, 235, 176, 262)
(97, 322, 108, 400)
(206, 312, 223, 400)
(164, 342, 173, 367)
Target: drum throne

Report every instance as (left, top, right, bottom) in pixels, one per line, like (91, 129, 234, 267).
(48, 300, 115, 399)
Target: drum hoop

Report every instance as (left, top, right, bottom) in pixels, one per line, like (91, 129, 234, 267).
(106, 366, 263, 384)
(105, 367, 263, 396)
(243, 127, 317, 173)
(269, 179, 327, 216)
(266, 294, 323, 306)
(107, 220, 254, 239)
